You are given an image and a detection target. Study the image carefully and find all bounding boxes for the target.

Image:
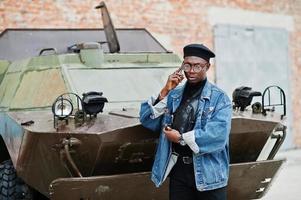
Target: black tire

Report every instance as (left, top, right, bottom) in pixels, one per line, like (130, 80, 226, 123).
(0, 160, 33, 200)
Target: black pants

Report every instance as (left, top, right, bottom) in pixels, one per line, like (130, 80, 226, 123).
(169, 157, 227, 200)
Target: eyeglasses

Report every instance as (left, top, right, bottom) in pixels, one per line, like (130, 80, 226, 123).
(181, 62, 208, 73)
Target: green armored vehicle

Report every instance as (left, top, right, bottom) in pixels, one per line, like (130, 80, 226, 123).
(0, 2, 286, 200)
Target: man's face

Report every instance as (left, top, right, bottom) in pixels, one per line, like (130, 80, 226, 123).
(182, 56, 209, 84)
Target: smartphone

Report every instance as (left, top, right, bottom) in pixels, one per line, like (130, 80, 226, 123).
(176, 66, 184, 80)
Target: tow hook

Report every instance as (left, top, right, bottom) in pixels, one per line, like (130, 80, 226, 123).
(52, 137, 83, 177)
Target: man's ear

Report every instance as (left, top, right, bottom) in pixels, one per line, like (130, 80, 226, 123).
(206, 63, 210, 71)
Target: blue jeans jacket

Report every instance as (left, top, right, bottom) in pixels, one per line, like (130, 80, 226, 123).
(139, 81, 232, 191)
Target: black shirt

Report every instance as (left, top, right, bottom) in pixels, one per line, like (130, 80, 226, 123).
(172, 78, 207, 156)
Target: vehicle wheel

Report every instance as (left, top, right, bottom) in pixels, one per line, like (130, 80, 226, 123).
(0, 160, 33, 200)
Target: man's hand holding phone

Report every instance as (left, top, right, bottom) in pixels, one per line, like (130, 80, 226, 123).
(159, 68, 184, 100)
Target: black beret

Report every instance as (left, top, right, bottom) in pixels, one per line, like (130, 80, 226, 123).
(183, 44, 215, 62)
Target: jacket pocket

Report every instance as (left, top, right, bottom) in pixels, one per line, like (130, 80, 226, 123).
(199, 104, 214, 128)
(202, 106, 214, 119)
(200, 152, 224, 184)
(201, 155, 217, 184)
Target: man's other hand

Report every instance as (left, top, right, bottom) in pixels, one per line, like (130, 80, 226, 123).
(163, 126, 181, 143)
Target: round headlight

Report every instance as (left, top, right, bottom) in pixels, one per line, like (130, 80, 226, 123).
(52, 98, 73, 119)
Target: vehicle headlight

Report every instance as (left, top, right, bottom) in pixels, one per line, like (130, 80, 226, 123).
(52, 97, 73, 119)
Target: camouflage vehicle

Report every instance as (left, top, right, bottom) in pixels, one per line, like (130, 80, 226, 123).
(0, 2, 286, 200)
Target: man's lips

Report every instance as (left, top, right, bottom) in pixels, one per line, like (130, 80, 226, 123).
(187, 76, 197, 80)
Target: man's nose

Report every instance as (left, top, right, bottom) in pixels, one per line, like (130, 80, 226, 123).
(188, 67, 195, 73)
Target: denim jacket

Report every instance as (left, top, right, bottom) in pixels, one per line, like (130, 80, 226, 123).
(139, 80, 232, 191)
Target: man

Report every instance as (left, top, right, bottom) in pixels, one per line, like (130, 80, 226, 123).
(139, 44, 232, 200)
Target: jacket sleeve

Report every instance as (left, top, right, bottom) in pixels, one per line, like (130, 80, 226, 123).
(139, 94, 167, 133)
(182, 94, 232, 154)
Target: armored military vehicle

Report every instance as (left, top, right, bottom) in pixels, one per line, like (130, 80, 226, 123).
(0, 2, 286, 200)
